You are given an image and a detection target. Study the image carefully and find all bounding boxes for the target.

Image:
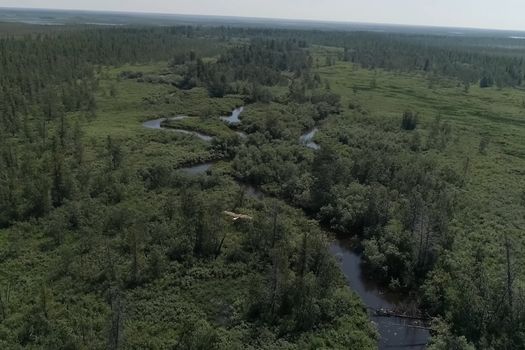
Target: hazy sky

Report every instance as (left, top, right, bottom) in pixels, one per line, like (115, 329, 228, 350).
(2, 0, 525, 31)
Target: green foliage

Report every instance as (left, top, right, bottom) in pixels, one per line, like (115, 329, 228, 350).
(337, 32, 525, 87)
(178, 39, 311, 98)
(428, 319, 475, 350)
(1, 20, 525, 350)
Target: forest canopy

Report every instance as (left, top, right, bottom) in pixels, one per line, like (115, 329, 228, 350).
(0, 20, 524, 350)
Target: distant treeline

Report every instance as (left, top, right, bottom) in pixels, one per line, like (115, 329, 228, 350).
(337, 33, 525, 87)
(210, 27, 525, 87)
(2, 25, 524, 116)
(0, 26, 226, 134)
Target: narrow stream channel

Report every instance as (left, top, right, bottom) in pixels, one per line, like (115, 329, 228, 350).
(142, 116, 214, 141)
(142, 107, 430, 349)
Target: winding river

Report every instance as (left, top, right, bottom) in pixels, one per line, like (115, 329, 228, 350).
(330, 240, 430, 349)
(142, 107, 430, 349)
(142, 115, 214, 142)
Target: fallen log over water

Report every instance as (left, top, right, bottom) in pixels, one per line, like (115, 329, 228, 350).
(371, 307, 431, 322)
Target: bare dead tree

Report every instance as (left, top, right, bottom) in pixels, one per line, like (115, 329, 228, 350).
(107, 288, 124, 350)
(504, 234, 514, 321)
(0, 281, 12, 321)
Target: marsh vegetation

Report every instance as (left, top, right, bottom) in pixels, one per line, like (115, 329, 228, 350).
(0, 20, 524, 350)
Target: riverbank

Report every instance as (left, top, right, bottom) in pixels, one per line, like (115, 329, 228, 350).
(142, 107, 430, 349)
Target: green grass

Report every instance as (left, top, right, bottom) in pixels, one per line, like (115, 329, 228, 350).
(87, 64, 243, 139)
(313, 46, 525, 277)
(82, 64, 247, 170)
(3, 47, 522, 349)
(76, 56, 525, 347)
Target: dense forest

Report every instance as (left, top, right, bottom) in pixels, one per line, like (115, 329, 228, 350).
(0, 21, 524, 349)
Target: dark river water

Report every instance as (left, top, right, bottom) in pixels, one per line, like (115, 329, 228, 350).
(142, 116, 213, 141)
(142, 108, 430, 349)
(330, 240, 430, 349)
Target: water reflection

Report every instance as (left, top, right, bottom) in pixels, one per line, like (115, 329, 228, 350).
(329, 240, 430, 350)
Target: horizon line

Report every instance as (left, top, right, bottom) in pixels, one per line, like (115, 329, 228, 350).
(2, 5, 525, 33)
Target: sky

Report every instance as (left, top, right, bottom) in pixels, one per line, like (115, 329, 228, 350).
(1, 0, 525, 31)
